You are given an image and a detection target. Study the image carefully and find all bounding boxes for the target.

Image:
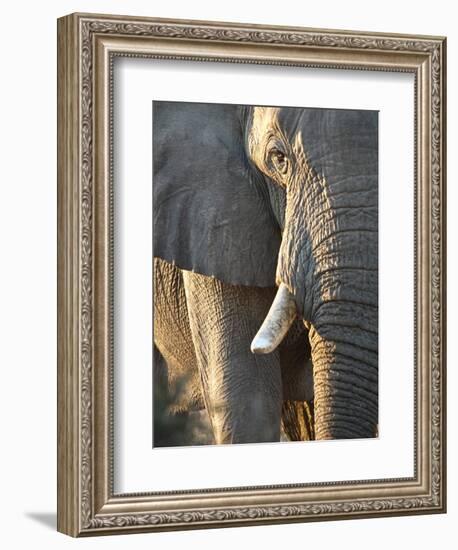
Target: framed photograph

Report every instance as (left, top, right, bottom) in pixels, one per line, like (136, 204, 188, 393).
(57, 13, 446, 536)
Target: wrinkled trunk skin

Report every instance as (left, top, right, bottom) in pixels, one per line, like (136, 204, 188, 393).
(277, 154, 378, 439)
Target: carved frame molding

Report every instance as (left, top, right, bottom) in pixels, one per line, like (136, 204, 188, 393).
(57, 13, 446, 536)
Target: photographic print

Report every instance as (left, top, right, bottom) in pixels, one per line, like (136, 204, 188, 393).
(153, 101, 378, 447)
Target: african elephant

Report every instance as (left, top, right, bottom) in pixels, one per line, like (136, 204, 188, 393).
(153, 101, 378, 443)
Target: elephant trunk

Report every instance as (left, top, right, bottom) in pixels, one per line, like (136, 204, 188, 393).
(294, 225, 378, 439)
(253, 159, 378, 438)
(250, 262, 378, 439)
(308, 298, 378, 439)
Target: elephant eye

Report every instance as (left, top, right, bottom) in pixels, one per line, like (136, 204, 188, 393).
(269, 148, 289, 176)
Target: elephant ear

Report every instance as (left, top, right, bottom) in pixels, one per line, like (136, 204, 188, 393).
(153, 102, 281, 287)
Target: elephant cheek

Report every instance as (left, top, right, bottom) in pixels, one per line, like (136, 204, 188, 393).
(275, 228, 315, 323)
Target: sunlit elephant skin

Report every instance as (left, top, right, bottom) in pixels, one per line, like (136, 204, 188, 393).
(153, 101, 378, 443)
(154, 257, 313, 445)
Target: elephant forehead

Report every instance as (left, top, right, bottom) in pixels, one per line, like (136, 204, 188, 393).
(248, 107, 306, 170)
(248, 107, 280, 157)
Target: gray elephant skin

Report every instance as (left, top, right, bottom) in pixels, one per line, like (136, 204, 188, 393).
(153, 101, 378, 445)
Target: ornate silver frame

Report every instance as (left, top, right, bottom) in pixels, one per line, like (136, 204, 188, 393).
(57, 13, 446, 536)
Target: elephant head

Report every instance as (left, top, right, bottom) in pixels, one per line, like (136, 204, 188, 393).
(153, 101, 378, 441)
(248, 107, 378, 439)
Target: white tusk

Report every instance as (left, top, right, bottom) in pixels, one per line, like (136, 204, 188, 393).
(251, 283, 297, 354)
